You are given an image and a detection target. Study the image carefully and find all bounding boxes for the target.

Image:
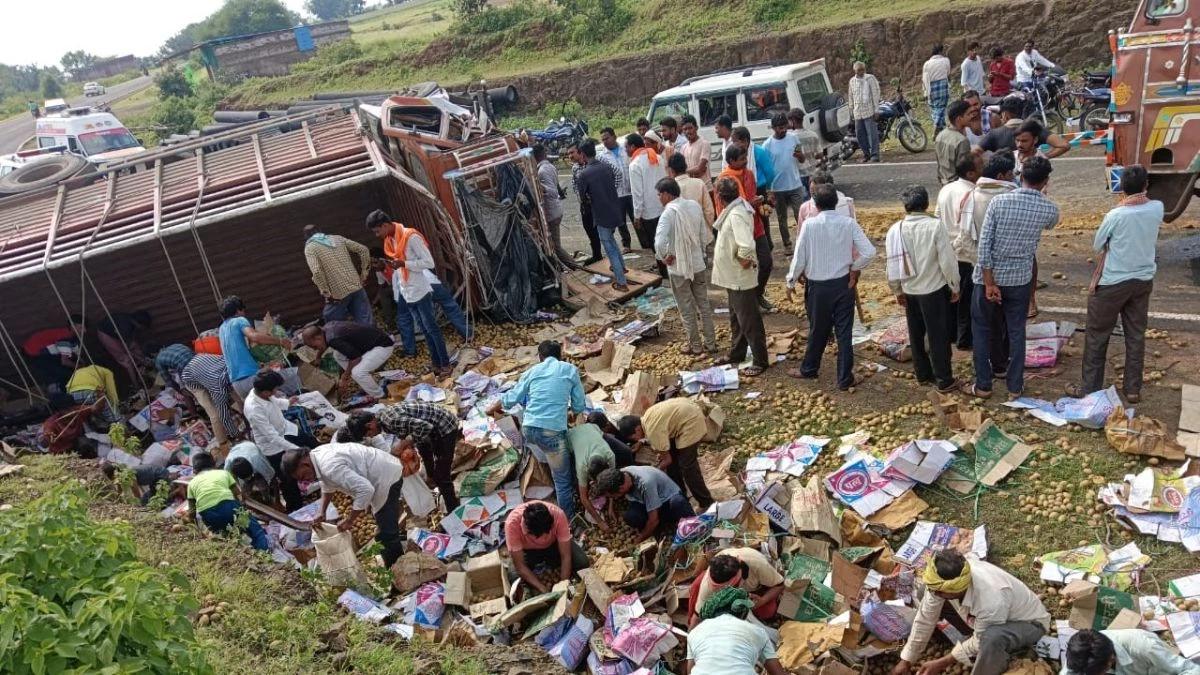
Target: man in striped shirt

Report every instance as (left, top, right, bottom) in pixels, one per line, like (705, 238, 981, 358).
(180, 353, 240, 446)
(377, 400, 462, 511)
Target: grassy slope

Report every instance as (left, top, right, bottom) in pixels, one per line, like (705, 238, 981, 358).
(0, 456, 493, 674)
(225, 0, 970, 111)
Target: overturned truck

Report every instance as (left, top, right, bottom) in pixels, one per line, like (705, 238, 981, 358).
(0, 105, 566, 399)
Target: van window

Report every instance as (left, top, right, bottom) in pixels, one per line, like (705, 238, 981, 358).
(649, 97, 690, 124)
(796, 74, 832, 112)
(746, 84, 790, 122)
(697, 91, 738, 127)
(38, 137, 59, 149)
(79, 129, 140, 156)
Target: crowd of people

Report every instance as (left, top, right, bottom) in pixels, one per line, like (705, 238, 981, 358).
(11, 42, 1175, 673)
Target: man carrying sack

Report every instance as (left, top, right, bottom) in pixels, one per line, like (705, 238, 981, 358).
(893, 550, 1050, 675)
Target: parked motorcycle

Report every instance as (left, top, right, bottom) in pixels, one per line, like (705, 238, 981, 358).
(1011, 66, 1068, 135)
(523, 113, 589, 160)
(845, 91, 928, 157)
(1076, 85, 1111, 132)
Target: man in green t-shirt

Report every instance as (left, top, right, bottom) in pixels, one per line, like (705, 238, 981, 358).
(186, 452, 269, 550)
(568, 423, 617, 531)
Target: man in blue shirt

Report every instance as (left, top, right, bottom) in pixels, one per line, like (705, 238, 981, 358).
(1067, 165, 1160, 404)
(217, 296, 293, 398)
(762, 114, 803, 250)
(488, 340, 587, 518)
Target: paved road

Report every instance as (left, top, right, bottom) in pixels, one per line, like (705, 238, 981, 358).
(0, 76, 155, 154)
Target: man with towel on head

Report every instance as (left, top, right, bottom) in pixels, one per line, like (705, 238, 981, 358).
(892, 550, 1050, 675)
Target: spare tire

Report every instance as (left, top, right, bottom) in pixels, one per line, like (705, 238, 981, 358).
(0, 154, 91, 194)
(817, 92, 848, 143)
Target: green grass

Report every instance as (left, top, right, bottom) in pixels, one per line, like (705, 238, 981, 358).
(223, 0, 972, 110)
(351, 0, 455, 43)
(0, 456, 491, 674)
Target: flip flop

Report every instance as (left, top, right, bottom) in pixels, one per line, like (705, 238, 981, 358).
(1027, 306, 1040, 319)
(742, 366, 765, 377)
(1064, 383, 1084, 397)
(838, 373, 864, 391)
(937, 380, 961, 394)
(611, 282, 629, 292)
(712, 357, 734, 367)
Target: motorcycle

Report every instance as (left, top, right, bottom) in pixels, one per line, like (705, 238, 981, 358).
(845, 91, 928, 157)
(1007, 66, 1068, 135)
(1075, 86, 1112, 132)
(522, 111, 589, 160)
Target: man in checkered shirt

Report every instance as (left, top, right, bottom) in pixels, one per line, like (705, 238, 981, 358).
(377, 401, 462, 511)
(965, 155, 1059, 401)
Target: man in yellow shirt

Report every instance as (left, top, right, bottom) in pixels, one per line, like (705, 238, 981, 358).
(616, 398, 711, 509)
(688, 547, 786, 628)
(66, 364, 121, 424)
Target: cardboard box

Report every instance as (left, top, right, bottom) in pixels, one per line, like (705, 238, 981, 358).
(444, 571, 472, 607)
(464, 550, 510, 604)
(754, 479, 793, 531)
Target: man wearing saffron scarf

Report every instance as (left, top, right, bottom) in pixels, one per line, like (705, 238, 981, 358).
(629, 132, 669, 276)
(893, 550, 1050, 675)
(717, 144, 774, 313)
(1066, 165, 1160, 405)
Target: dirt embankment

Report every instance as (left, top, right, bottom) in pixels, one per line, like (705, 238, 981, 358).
(489, 0, 1132, 110)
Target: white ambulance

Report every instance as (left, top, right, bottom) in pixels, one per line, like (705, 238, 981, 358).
(34, 107, 146, 166)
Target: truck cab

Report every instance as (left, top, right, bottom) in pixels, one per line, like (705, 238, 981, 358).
(34, 107, 145, 166)
(1110, 0, 1200, 219)
(646, 61, 851, 176)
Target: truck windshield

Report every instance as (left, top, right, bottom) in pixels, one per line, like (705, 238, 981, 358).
(78, 129, 140, 156)
(1147, 0, 1186, 17)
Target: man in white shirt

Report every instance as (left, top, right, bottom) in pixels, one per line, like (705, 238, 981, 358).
(534, 144, 569, 262)
(658, 116, 688, 156)
(960, 41, 986, 95)
(367, 212, 452, 376)
(1015, 40, 1057, 87)
(787, 108, 822, 195)
(848, 61, 882, 163)
(666, 153, 714, 226)
(887, 186, 961, 393)
(654, 177, 716, 354)
(284, 441, 406, 568)
(923, 44, 953, 134)
(1063, 628, 1200, 675)
(628, 132, 669, 275)
(934, 154, 983, 351)
(243, 370, 314, 512)
(785, 184, 876, 391)
(893, 550, 1050, 675)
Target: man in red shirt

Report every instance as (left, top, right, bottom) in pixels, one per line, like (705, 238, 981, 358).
(504, 501, 590, 595)
(988, 47, 1016, 97)
(22, 314, 85, 392)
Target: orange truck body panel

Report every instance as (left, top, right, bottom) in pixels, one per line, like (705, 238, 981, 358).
(1111, 0, 1200, 219)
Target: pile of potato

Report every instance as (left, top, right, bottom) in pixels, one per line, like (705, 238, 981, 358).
(196, 594, 230, 627)
(329, 493, 378, 549)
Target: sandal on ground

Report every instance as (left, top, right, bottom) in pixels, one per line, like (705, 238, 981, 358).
(680, 346, 702, 356)
(712, 357, 734, 367)
(1027, 305, 1039, 319)
(742, 366, 766, 377)
(960, 382, 993, 399)
(937, 379, 961, 394)
(1065, 383, 1084, 398)
(838, 374, 865, 391)
(1007, 391, 1024, 401)
(787, 367, 816, 379)
(611, 282, 629, 292)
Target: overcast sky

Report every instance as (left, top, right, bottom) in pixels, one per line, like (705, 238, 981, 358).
(0, 0, 310, 67)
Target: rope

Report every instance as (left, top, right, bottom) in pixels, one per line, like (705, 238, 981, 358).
(81, 265, 151, 399)
(157, 234, 200, 336)
(184, 174, 224, 310)
(0, 318, 43, 403)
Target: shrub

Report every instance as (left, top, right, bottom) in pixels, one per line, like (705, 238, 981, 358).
(851, 38, 873, 70)
(156, 67, 194, 100)
(451, 0, 488, 20)
(0, 489, 210, 674)
(750, 0, 794, 23)
(292, 39, 365, 74)
(152, 97, 198, 139)
(555, 0, 632, 46)
(457, 0, 546, 35)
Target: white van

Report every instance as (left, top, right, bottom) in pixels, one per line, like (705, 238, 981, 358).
(43, 98, 69, 116)
(35, 108, 146, 165)
(647, 61, 851, 174)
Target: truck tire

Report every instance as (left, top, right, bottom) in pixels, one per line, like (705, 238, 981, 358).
(817, 93, 847, 143)
(0, 155, 91, 195)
